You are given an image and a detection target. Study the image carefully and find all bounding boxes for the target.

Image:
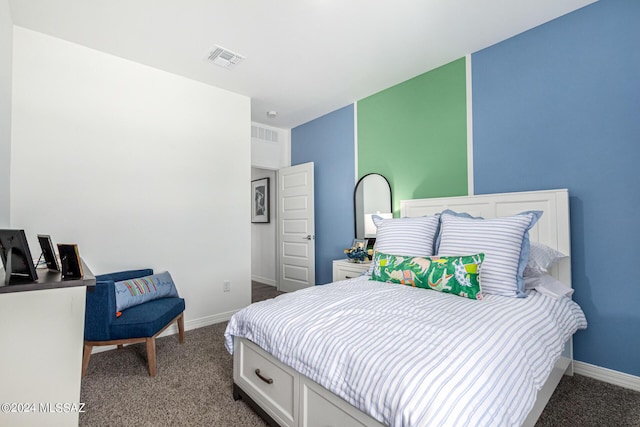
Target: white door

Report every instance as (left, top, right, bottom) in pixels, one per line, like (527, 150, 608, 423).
(278, 162, 315, 292)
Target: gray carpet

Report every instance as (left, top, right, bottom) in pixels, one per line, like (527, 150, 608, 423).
(536, 374, 640, 426)
(80, 322, 268, 427)
(80, 288, 640, 426)
(251, 281, 285, 303)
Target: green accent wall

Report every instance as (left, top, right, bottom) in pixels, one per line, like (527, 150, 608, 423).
(357, 58, 468, 215)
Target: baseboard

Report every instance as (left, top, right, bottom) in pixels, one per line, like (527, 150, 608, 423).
(91, 309, 240, 354)
(161, 309, 240, 336)
(251, 275, 276, 287)
(574, 361, 640, 392)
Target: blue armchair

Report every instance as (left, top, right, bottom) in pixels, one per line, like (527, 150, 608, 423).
(82, 269, 185, 377)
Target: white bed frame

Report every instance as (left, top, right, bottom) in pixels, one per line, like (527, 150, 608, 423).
(401, 188, 573, 426)
(234, 188, 573, 427)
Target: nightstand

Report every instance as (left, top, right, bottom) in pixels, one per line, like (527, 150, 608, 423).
(332, 259, 371, 281)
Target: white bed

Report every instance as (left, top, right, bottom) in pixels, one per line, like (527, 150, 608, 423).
(225, 189, 586, 427)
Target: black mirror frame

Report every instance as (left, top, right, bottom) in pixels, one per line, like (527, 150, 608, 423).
(353, 173, 392, 243)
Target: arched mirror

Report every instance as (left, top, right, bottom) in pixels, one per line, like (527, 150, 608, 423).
(354, 173, 392, 241)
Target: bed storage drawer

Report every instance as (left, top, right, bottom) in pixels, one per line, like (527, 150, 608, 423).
(301, 377, 384, 427)
(234, 338, 298, 427)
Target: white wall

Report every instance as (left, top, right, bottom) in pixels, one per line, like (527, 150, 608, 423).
(0, 0, 11, 226)
(251, 167, 276, 286)
(11, 27, 251, 325)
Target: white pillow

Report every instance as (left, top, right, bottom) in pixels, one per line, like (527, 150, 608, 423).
(438, 212, 540, 297)
(367, 215, 440, 274)
(524, 242, 567, 277)
(525, 274, 574, 299)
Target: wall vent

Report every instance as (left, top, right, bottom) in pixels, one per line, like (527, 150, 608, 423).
(206, 46, 245, 69)
(252, 125, 279, 143)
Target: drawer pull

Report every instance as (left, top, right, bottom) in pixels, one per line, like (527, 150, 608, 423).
(255, 369, 274, 384)
(345, 276, 354, 279)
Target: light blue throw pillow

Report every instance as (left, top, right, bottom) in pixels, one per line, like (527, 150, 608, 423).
(515, 210, 543, 293)
(114, 271, 179, 312)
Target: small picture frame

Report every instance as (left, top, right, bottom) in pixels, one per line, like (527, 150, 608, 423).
(57, 243, 83, 279)
(251, 177, 270, 223)
(37, 234, 60, 271)
(352, 238, 369, 250)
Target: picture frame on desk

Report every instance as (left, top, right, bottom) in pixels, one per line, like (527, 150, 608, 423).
(57, 244, 83, 279)
(37, 234, 60, 271)
(0, 229, 39, 285)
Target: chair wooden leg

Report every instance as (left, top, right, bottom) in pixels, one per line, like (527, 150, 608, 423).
(82, 343, 93, 377)
(178, 313, 185, 344)
(146, 337, 157, 377)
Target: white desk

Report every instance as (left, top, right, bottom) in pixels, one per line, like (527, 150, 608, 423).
(0, 267, 94, 426)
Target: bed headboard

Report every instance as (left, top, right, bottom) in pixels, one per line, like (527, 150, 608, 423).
(400, 189, 571, 287)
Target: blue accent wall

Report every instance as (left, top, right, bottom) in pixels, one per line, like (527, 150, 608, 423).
(472, 0, 640, 376)
(291, 105, 355, 285)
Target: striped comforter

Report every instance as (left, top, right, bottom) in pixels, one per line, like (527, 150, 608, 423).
(224, 276, 587, 427)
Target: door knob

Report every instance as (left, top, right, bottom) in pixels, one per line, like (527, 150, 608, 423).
(302, 235, 313, 240)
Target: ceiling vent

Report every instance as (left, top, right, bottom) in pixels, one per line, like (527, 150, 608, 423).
(207, 46, 245, 69)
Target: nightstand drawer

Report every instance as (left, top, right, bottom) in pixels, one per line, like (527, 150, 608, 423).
(332, 260, 370, 282)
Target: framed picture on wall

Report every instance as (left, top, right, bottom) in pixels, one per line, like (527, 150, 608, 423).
(251, 177, 270, 223)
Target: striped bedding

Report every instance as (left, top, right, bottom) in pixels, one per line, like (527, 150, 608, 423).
(224, 276, 587, 427)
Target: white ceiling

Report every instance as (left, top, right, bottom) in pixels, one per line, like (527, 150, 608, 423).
(8, 0, 597, 129)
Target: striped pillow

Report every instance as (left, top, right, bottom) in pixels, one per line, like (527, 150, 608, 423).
(367, 215, 440, 274)
(437, 212, 541, 297)
(434, 209, 482, 251)
(525, 242, 567, 276)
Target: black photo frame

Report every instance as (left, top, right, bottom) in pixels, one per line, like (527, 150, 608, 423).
(251, 177, 270, 223)
(0, 229, 39, 285)
(37, 234, 60, 271)
(57, 244, 83, 279)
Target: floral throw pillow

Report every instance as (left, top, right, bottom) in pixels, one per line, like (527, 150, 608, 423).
(371, 251, 485, 300)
